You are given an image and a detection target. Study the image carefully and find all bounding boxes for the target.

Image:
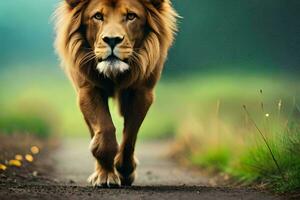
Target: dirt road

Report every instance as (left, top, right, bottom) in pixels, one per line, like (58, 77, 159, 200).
(0, 138, 285, 200)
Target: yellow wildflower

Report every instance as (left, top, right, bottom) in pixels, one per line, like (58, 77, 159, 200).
(8, 160, 22, 167)
(15, 154, 23, 161)
(25, 154, 34, 162)
(30, 146, 40, 154)
(0, 164, 7, 171)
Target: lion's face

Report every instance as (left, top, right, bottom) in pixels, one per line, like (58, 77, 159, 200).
(82, 0, 147, 77)
(56, 0, 178, 84)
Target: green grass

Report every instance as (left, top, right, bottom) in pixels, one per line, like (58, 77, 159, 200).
(190, 146, 231, 171)
(230, 114, 300, 192)
(0, 112, 51, 138)
(173, 88, 300, 192)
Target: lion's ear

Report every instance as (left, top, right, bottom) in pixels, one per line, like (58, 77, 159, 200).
(65, 0, 84, 8)
(148, 0, 164, 9)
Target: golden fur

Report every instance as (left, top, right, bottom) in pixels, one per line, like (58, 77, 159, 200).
(54, 0, 178, 187)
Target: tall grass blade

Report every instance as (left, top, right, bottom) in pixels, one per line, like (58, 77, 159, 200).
(242, 105, 286, 182)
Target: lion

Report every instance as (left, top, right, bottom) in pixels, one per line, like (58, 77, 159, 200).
(54, 0, 178, 187)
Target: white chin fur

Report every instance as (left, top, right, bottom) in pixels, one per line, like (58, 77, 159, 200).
(96, 60, 129, 78)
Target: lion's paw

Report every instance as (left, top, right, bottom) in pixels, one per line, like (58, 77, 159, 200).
(88, 169, 121, 188)
(117, 170, 136, 186)
(115, 156, 139, 186)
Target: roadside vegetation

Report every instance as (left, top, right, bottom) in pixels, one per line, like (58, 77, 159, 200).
(171, 81, 300, 193)
(0, 112, 52, 138)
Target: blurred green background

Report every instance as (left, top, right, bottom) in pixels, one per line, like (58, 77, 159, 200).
(0, 0, 300, 138)
(1, 0, 300, 192)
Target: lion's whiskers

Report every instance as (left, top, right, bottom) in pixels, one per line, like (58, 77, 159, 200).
(80, 51, 97, 66)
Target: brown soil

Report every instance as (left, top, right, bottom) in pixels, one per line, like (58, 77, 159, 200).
(0, 136, 293, 200)
(0, 134, 56, 185)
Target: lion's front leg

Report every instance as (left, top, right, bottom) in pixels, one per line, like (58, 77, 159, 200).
(116, 89, 154, 186)
(78, 86, 120, 187)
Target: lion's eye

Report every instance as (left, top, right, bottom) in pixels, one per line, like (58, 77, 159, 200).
(126, 13, 137, 21)
(93, 12, 104, 21)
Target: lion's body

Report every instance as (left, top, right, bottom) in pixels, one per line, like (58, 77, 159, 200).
(54, 0, 177, 187)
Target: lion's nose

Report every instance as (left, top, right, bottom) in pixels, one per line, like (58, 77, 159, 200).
(102, 36, 124, 49)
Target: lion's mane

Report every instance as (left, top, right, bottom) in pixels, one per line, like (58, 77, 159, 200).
(54, 0, 178, 88)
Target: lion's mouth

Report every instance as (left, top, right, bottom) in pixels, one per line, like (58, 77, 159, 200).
(96, 55, 130, 77)
(99, 55, 129, 64)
